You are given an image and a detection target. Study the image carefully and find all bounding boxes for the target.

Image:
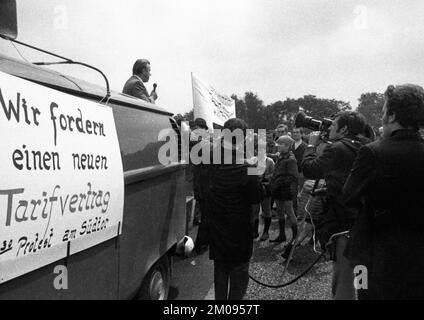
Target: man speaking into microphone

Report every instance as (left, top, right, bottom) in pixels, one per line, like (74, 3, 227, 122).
(123, 59, 158, 104)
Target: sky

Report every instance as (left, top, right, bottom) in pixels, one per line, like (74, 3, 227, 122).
(2, 0, 424, 116)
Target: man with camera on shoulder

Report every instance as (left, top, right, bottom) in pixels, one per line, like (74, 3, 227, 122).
(300, 111, 369, 300)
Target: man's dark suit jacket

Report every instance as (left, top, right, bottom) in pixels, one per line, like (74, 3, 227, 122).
(122, 75, 151, 103)
(293, 141, 307, 172)
(206, 144, 264, 263)
(302, 135, 366, 241)
(343, 129, 424, 299)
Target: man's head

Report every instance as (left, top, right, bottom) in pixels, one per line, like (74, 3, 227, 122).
(224, 118, 248, 134)
(275, 135, 294, 154)
(223, 118, 248, 148)
(364, 124, 376, 141)
(133, 59, 151, 82)
(193, 118, 208, 130)
(292, 127, 304, 142)
(275, 124, 288, 139)
(382, 84, 424, 138)
(191, 118, 209, 141)
(328, 111, 366, 141)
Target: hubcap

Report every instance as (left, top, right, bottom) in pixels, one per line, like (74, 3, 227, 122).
(149, 270, 166, 300)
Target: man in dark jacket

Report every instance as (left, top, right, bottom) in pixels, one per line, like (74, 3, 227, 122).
(292, 127, 308, 173)
(191, 118, 210, 254)
(302, 111, 368, 300)
(206, 118, 264, 300)
(344, 84, 424, 299)
(292, 127, 308, 214)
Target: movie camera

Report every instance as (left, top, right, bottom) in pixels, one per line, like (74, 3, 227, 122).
(295, 111, 377, 141)
(294, 112, 334, 139)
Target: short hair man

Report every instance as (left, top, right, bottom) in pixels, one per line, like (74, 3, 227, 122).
(123, 59, 158, 104)
(275, 124, 288, 139)
(344, 84, 424, 299)
(302, 110, 368, 300)
(206, 118, 263, 300)
(291, 127, 308, 216)
(292, 127, 307, 173)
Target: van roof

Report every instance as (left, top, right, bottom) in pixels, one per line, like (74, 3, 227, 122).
(0, 53, 173, 116)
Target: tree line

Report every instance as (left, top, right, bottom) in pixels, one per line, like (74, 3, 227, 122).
(175, 91, 385, 132)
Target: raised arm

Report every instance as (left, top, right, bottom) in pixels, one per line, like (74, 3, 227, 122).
(302, 144, 336, 180)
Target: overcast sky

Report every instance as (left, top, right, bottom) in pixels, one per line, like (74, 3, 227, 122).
(2, 0, 424, 115)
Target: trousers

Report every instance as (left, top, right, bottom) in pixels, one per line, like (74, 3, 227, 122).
(214, 260, 249, 300)
(332, 236, 356, 300)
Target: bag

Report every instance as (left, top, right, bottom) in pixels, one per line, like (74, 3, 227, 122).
(297, 180, 327, 223)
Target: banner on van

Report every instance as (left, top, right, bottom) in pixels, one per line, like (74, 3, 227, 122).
(191, 73, 235, 129)
(0, 71, 124, 284)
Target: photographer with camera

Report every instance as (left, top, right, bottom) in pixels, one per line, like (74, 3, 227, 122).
(344, 84, 424, 299)
(300, 111, 368, 300)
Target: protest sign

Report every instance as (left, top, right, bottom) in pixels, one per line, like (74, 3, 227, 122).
(191, 73, 235, 129)
(0, 71, 124, 284)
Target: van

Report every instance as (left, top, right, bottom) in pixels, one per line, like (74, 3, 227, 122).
(0, 2, 189, 300)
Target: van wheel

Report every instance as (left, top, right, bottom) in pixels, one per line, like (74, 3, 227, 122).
(138, 256, 170, 300)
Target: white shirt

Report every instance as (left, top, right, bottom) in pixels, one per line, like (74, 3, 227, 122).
(294, 140, 303, 150)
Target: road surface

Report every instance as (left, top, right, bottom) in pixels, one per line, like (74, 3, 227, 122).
(171, 219, 333, 300)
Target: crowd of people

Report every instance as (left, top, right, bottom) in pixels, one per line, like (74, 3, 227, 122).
(122, 64, 424, 300)
(196, 84, 424, 300)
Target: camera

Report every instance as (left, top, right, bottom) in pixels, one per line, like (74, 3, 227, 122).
(294, 112, 333, 133)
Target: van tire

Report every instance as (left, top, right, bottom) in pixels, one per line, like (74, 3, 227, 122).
(138, 255, 171, 300)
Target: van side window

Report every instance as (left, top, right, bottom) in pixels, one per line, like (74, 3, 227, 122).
(112, 104, 174, 171)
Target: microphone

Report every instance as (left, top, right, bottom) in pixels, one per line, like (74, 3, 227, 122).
(153, 83, 157, 93)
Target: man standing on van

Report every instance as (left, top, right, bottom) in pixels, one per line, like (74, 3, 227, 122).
(123, 59, 158, 104)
